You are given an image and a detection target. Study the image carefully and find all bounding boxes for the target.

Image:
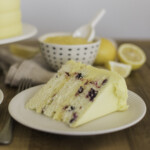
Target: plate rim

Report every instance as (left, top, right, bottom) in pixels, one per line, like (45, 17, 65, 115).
(0, 23, 37, 45)
(0, 89, 4, 104)
(8, 85, 147, 136)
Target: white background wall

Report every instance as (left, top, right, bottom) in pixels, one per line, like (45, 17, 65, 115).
(21, 0, 150, 39)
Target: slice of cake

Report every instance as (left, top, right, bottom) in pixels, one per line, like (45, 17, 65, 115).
(26, 60, 128, 128)
(0, 0, 22, 39)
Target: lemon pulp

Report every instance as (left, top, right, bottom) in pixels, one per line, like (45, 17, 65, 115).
(106, 61, 132, 78)
(118, 43, 146, 70)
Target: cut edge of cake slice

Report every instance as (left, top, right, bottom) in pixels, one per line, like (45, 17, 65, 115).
(26, 60, 85, 113)
(43, 63, 89, 118)
(43, 77, 86, 118)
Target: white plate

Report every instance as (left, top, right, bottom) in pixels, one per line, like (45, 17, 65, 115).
(0, 89, 4, 104)
(0, 23, 37, 45)
(8, 85, 146, 136)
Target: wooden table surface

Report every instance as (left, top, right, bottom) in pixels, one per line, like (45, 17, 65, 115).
(0, 40, 150, 150)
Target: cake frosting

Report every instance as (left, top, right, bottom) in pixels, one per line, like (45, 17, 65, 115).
(26, 60, 128, 127)
(0, 0, 22, 39)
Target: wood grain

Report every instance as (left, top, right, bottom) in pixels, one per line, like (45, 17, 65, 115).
(0, 40, 150, 150)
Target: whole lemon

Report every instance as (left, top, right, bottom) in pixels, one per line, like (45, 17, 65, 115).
(94, 38, 117, 65)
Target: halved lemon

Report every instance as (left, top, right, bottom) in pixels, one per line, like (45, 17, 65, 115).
(9, 44, 40, 59)
(106, 61, 132, 78)
(118, 43, 146, 70)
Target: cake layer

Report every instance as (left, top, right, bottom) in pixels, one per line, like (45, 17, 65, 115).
(43, 76, 87, 118)
(0, 10, 21, 27)
(0, 23, 22, 39)
(0, 0, 20, 13)
(26, 61, 85, 113)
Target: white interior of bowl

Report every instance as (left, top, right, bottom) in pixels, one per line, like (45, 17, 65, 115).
(38, 32, 100, 47)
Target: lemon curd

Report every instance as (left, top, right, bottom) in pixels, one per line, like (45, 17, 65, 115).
(44, 36, 92, 45)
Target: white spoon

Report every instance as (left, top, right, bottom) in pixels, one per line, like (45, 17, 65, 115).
(73, 9, 106, 42)
(0, 89, 4, 104)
